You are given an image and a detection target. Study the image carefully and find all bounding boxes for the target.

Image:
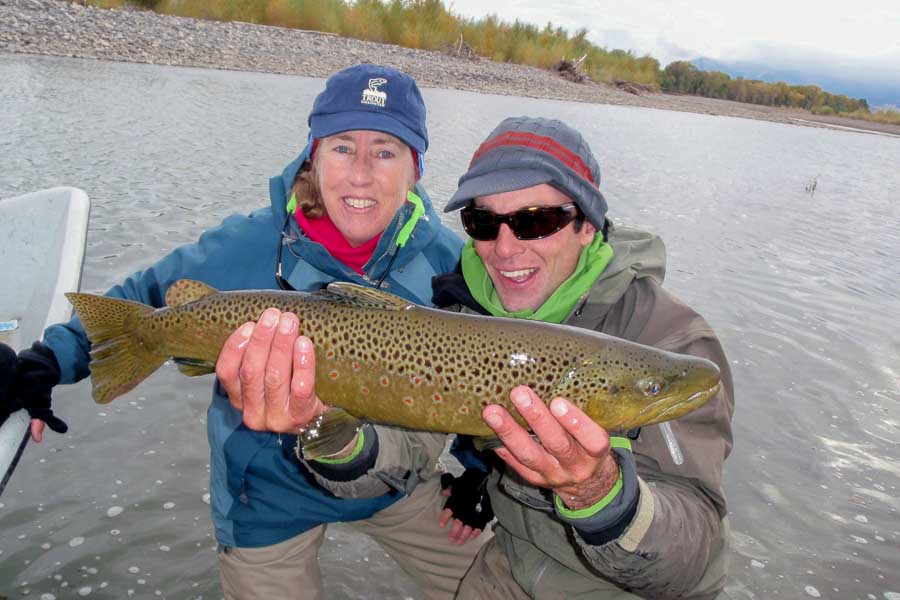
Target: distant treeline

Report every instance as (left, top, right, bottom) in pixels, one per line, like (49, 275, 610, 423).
(109, 0, 900, 125)
(662, 61, 869, 115)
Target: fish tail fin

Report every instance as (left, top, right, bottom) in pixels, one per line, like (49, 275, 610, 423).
(66, 293, 165, 404)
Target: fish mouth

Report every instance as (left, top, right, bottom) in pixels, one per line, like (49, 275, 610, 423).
(636, 381, 721, 425)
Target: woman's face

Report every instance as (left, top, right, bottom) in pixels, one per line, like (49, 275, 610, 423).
(315, 130, 416, 247)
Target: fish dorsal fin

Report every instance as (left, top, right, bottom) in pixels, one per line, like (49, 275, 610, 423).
(165, 279, 219, 307)
(317, 282, 411, 311)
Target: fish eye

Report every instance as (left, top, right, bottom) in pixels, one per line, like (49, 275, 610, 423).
(637, 378, 663, 396)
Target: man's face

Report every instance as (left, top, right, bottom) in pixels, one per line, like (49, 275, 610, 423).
(472, 184, 597, 313)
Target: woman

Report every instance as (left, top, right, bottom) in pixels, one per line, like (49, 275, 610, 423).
(1, 64, 486, 599)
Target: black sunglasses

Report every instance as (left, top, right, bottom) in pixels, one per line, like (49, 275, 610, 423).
(460, 203, 583, 241)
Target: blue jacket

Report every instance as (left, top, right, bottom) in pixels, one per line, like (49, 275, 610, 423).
(43, 148, 464, 547)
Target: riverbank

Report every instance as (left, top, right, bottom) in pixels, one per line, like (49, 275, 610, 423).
(3, 0, 900, 137)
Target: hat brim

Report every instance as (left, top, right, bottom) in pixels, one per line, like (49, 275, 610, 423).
(443, 169, 553, 213)
(310, 111, 427, 154)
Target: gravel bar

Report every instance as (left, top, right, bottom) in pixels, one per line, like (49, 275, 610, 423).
(3, 0, 899, 136)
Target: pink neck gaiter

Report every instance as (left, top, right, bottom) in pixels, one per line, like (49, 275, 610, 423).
(295, 209, 381, 274)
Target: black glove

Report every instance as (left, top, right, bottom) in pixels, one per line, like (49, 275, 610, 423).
(0, 341, 68, 434)
(441, 468, 494, 530)
(0, 342, 18, 423)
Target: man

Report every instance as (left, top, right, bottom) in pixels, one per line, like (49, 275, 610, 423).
(433, 116, 735, 599)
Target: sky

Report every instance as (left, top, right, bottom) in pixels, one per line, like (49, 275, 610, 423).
(446, 0, 900, 84)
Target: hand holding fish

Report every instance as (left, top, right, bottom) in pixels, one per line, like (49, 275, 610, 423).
(216, 308, 329, 433)
(483, 386, 620, 510)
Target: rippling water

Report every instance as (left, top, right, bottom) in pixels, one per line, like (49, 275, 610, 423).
(1, 54, 898, 600)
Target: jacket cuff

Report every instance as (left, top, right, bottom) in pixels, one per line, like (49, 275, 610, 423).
(554, 441, 640, 546)
(306, 426, 379, 482)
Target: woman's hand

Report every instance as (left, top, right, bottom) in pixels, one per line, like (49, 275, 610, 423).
(215, 308, 329, 433)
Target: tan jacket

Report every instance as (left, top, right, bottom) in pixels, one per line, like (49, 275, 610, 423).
(309, 225, 735, 599)
(481, 225, 735, 599)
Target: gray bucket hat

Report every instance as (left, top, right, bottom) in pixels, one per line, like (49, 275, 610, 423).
(444, 116, 607, 228)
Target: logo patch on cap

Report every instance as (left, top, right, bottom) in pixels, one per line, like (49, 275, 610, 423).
(361, 78, 387, 107)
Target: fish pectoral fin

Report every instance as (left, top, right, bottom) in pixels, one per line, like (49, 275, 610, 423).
(165, 279, 219, 307)
(318, 282, 411, 311)
(299, 408, 365, 461)
(473, 436, 503, 452)
(173, 357, 217, 377)
(473, 432, 540, 452)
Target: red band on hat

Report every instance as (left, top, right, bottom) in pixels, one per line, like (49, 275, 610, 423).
(470, 132, 595, 184)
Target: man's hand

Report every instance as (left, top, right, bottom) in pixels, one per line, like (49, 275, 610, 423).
(439, 469, 493, 545)
(215, 309, 328, 433)
(482, 386, 619, 510)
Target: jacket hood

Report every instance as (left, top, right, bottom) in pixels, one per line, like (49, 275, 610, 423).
(270, 142, 314, 224)
(586, 223, 666, 307)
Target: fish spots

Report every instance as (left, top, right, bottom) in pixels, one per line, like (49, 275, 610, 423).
(326, 349, 336, 360)
(458, 405, 470, 415)
(352, 362, 361, 372)
(380, 376, 390, 387)
(432, 394, 443, 404)
(410, 375, 423, 386)
(403, 396, 415, 407)
(360, 386, 370, 396)
(328, 370, 339, 380)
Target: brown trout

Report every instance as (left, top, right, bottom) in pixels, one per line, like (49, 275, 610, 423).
(67, 279, 720, 448)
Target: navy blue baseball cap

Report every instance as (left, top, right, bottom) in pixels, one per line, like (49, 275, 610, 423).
(445, 116, 607, 228)
(308, 64, 428, 154)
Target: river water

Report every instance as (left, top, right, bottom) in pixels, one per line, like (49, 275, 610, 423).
(1, 54, 898, 600)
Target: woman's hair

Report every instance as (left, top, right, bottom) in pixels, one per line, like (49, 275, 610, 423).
(291, 160, 325, 218)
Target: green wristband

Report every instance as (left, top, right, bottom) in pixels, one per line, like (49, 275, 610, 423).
(554, 466, 624, 519)
(312, 429, 366, 464)
(554, 436, 631, 519)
